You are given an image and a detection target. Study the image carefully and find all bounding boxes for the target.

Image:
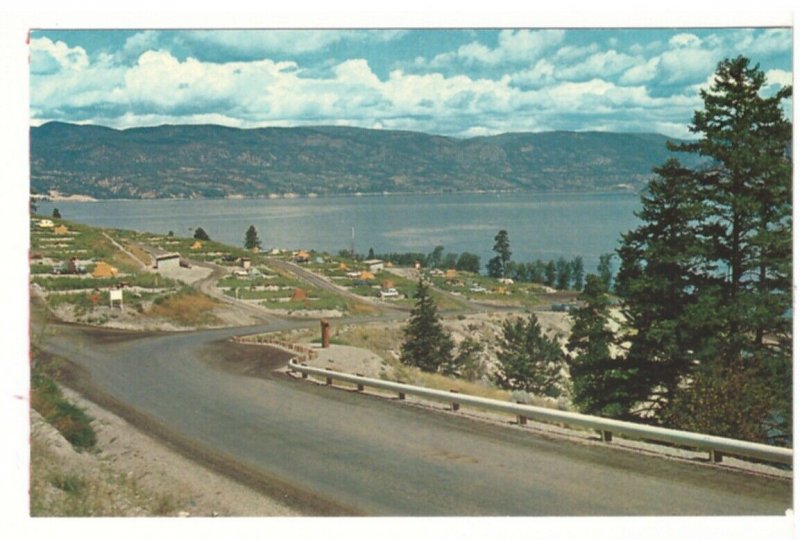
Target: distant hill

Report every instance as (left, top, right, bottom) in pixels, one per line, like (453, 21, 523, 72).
(30, 122, 700, 199)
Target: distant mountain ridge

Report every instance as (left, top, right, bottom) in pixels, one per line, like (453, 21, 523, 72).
(30, 122, 699, 199)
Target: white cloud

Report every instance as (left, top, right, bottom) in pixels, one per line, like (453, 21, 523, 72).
(620, 57, 660, 85)
(30, 37, 89, 74)
(509, 59, 556, 88)
(431, 29, 565, 67)
(669, 33, 702, 48)
(765, 68, 792, 88)
(122, 31, 160, 59)
(554, 43, 599, 62)
(182, 29, 406, 57)
(558, 50, 640, 80)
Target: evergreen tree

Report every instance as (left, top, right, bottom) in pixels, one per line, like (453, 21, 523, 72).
(665, 56, 792, 441)
(427, 245, 444, 268)
(615, 56, 792, 441)
(244, 224, 262, 250)
(487, 230, 512, 278)
(567, 275, 637, 418)
(442, 337, 486, 381)
(596, 254, 614, 292)
(555, 257, 571, 290)
(400, 280, 454, 373)
(193, 227, 210, 241)
(544, 260, 556, 287)
(571, 257, 585, 291)
(455, 252, 480, 273)
(616, 159, 710, 417)
(52, 208, 61, 219)
(495, 313, 563, 397)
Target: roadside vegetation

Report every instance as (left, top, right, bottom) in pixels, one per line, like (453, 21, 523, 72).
(31, 347, 97, 452)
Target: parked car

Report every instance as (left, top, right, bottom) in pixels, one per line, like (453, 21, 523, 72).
(378, 288, 400, 299)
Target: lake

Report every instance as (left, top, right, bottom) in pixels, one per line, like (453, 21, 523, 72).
(36, 191, 642, 273)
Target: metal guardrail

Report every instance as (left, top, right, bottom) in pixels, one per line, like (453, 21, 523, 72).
(287, 359, 793, 467)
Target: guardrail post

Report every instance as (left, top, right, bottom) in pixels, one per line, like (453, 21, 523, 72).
(710, 450, 723, 463)
(325, 368, 333, 386)
(601, 430, 613, 443)
(517, 414, 528, 425)
(356, 374, 364, 392)
(398, 391, 406, 400)
(450, 390, 460, 411)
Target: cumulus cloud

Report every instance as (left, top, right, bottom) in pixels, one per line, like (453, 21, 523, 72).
(669, 33, 702, 48)
(181, 29, 406, 57)
(30, 37, 89, 74)
(430, 29, 565, 67)
(764, 68, 792, 88)
(558, 50, 640, 80)
(28, 28, 791, 138)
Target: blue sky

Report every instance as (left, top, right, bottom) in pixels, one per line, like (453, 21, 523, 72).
(29, 27, 792, 138)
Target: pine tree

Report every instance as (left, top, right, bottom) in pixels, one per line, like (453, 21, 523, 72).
(567, 275, 637, 418)
(671, 56, 792, 366)
(615, 56, 792, 441)
(615, 159, 710, 417)
(663, 56, 793, 442)
(555, 257, 571, 290)
(596, 254, 614, 292)
(244, 224, 262, 250)
(495, 313, 563, 397)
(544, 260, 556, 287)
(571, 257, 584, 291)
(400, 280, 454, 373)
(487, 230, 512, 278)
(193, 227, 210, 241)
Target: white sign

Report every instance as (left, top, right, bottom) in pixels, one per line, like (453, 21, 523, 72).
(110, 290, 123, 301)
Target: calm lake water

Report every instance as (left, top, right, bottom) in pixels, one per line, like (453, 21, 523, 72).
(36, 191, 642, 272)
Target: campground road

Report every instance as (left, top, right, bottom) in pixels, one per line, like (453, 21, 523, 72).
(36, 320, 792, 516)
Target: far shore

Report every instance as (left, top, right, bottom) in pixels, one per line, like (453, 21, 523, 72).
(32, 186, 641, 204)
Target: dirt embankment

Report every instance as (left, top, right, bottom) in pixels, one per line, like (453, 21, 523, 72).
(30, 385, 301, 517)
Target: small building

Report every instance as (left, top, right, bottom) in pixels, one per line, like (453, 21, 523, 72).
(295, 250, 311, 263)
(38, 219, 54, 229)
(240, 257, 251, 269)
(154, 253, 181, 270)
(364, 259, 384, 273)
(359, 271, 375, 281)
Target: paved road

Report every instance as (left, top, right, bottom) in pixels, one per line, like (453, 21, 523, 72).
(35, 318, 792, 516)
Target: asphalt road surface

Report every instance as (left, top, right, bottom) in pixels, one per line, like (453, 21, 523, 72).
(36, 319, 792, 516)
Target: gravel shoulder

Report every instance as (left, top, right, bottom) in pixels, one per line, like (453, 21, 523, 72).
(30, 385, 301, 517)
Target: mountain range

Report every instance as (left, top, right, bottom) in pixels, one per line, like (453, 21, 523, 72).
(30, 122, 701, 199)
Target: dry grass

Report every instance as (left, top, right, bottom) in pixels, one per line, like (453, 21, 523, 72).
(346, 299, 382, 316)
(147, 289, 222, 326)
(30, 436, 180, 517)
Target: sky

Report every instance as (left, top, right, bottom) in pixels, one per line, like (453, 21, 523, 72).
(28, 26, 793, 139)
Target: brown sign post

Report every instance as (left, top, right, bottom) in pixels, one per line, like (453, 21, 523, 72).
(320, 319, 331, 348)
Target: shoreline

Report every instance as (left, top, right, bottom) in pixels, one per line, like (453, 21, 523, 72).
(33, 186, 642, 204)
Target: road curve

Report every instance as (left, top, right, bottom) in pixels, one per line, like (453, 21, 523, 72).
(36, 320, 792, 516)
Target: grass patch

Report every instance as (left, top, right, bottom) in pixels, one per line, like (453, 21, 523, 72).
(147, 287, 222, 326)
(30, 364, 96, 452)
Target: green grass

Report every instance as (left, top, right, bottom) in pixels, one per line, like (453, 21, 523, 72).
(30, 365, 96, 452)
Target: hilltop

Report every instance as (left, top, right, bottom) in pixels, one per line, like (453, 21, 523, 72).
(30, 122, 700, 199)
